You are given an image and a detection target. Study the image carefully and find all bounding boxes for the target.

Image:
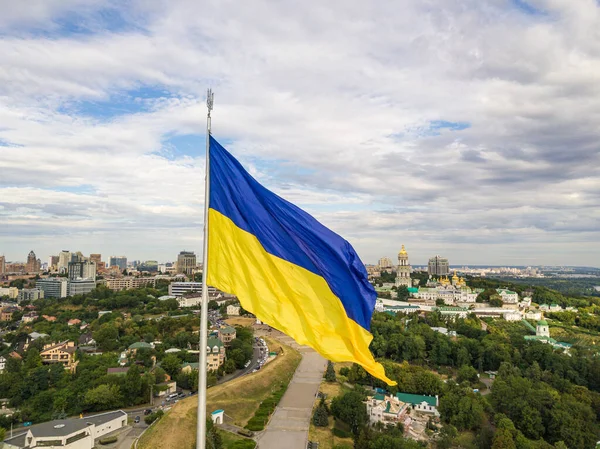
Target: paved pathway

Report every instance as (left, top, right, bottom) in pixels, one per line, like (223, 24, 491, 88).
(256, 334, 326, 449)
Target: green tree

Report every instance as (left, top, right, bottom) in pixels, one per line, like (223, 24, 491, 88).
(153, 366, 167, 384)
(223, 359, 237, 374)
(313, 404, 329, 427)
(84, 384, 123, 411)
(436, 424, 458, 449)
(330, 391, 367, 436)
(491, 428, 516, 449)
(397, 286, 409, 301)
(93, 324, 120, 351)
(229, 349, 247, 369)
(24, 348, 42, 371)
(325, 361, 336, 382)
(123, 364, 143, 405)
(457, 365, 479, 385)
(161, 354, 182, 378)
(206, 418, 223, 449)
(489, 295, 504, 307)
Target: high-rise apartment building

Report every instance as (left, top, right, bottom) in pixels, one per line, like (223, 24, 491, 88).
(395, 245, 412, 287)
(377, 257, 394, 270)
(36, 278, 68, 299)
(168, 281, 216, 297)
(138, 260, 159, 272)
(68, 279, 96, 296)
(48, 256, 59, 270)
(58, 251, 72, 272)
(18, 288, 44, 302)
(103, 277, 156, 291)
(71, 251, 87, 263)
(26, 251, 41, 273)
(68, 261, 97, 280)
(177, 251, 197, 276)
(109, 256, 127, 271)
(0, 256, 5, 274)
(428, 255, 450, 276)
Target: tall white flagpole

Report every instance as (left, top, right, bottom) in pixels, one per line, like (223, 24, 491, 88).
(197, 88, 214, 449)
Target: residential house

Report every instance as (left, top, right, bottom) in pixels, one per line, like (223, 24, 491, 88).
(207, 337, 226, 371)
(181, 362, 200, 374)
(226, 304, 240, 316)
(1, 306, 20, 322)
(540, 304, 562, 312)
(107, 367, 130, 376)
(503, 311, 522, 322)
(42, 315, 57, 322)
(437, 306, 469, 319)
(155, 381, 177, 398)
(524, 311, 542, 321)
(496, 289, 519, 304)
(127, 341, 154, 356)
(78, 333, 96, 346)
(68, 318, 82, 326)
(396, 392, 439, 415)
(218, 326, 236, 346)
(40, 341, 78, 372)
(366, 393, 409, 425)
(21, 311, 38, 323)
(29, 331, 49, 341)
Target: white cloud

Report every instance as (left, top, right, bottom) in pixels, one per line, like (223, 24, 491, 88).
(0, 0, 599, 266)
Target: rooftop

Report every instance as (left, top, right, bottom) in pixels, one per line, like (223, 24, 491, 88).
(81, 410, 127, 427)
(30, 419, 90, 438)
(396, 392, 437, 407)
(128, 341, 153, 350)
(207, 337, 224, 348)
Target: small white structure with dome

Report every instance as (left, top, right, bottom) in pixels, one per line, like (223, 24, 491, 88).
(536, 319, 550, 338)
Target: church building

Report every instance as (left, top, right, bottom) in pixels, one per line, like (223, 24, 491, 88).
(395, 245, 411, 287)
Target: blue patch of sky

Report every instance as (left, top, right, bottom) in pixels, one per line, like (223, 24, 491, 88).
(429, 120, 471, 131)
(60, 86, 175, 120)
(420, 120, 471, 137)
(0, 138, 23, 148)
(48, 184, 96, 194)
(1, 5, 146, 38)
(511, 0, 545, 16)
(159, 134, 205, 160)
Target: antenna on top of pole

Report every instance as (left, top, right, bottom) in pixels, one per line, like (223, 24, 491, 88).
(207, 88, 214, 116)
(197, 88, 214, 449)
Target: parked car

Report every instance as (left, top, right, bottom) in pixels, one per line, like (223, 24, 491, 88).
(144, 409, 152, 415)
(134, 416, 140, 423)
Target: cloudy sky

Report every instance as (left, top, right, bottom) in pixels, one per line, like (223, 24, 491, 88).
(1, 0, 599, 267)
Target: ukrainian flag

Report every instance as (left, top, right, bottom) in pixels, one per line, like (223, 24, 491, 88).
(207, 137, 396, 385)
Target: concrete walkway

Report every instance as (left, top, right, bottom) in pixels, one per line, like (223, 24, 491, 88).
(256, 334, 326, 449)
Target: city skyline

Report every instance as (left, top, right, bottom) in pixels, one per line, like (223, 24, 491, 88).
(0, 245, 598, 269)
(1, 2, 599, 266)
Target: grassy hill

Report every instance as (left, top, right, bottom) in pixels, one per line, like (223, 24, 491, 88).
(138, 337, 301, 449)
